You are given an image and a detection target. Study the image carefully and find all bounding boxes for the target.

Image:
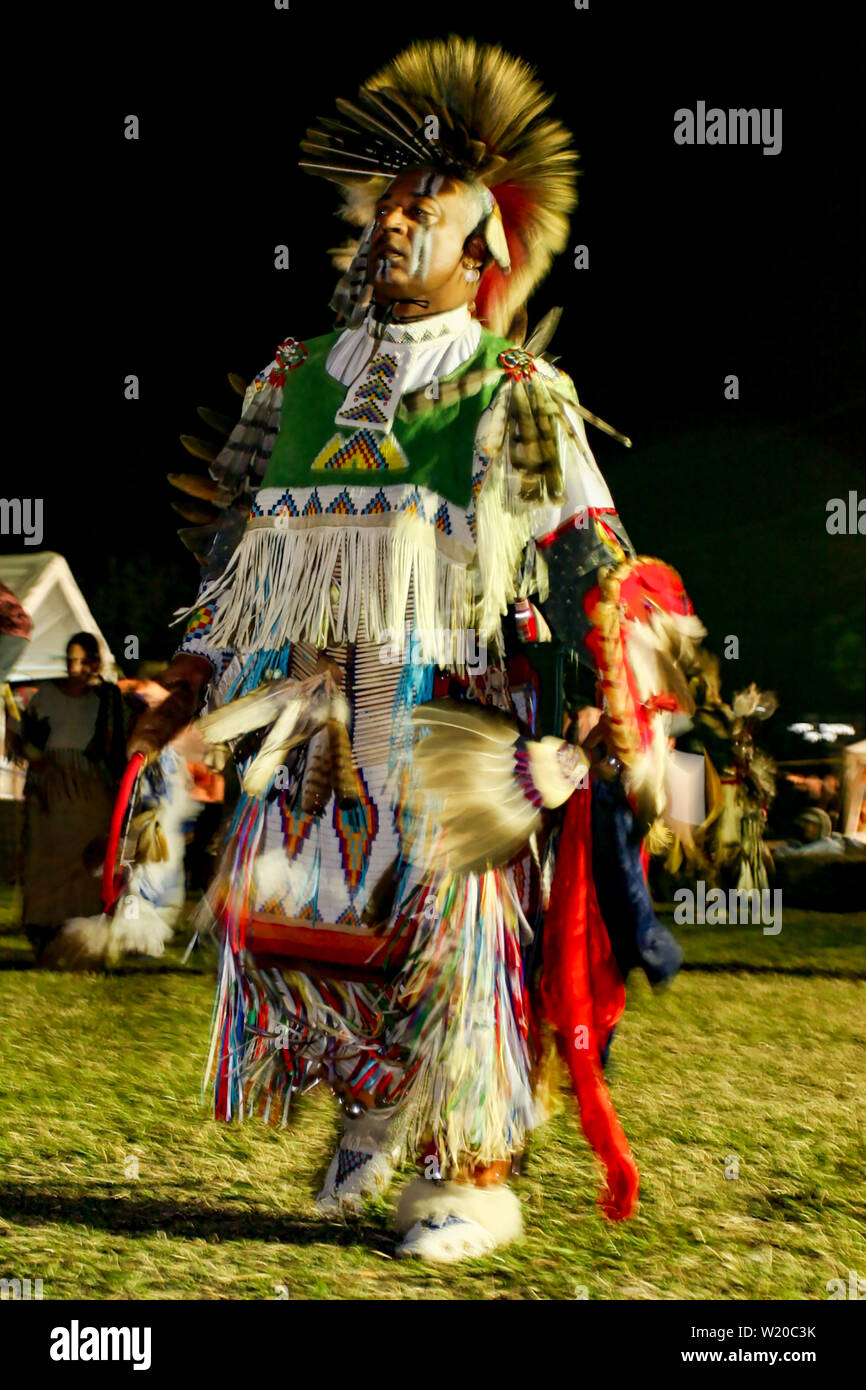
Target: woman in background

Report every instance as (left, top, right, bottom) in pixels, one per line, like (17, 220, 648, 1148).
(18, 632, 126, 961)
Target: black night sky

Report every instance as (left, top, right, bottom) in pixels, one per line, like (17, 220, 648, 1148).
(10, 1, 865, 737)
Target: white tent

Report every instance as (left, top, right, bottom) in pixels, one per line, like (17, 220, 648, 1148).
(0, 552, 117, 682)
(841, 738, 866, 842)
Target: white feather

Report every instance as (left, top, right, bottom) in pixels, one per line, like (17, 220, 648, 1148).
(627, 640, 661, 705)
(197, 679, 298, 744)
(110, 898, 174, 958)
(253, 849, 292, 906)
(241, 693, 337, 797)
(46, 916, 113, 969)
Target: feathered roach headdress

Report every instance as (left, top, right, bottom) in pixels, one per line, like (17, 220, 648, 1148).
(299, 36, 579, 337)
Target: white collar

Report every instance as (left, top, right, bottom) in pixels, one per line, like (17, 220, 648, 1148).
(326, 303, 482, 403)
(365, 303, 473, 344)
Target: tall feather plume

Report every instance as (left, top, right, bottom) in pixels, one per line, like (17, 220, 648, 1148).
(299, 36, 579, 337)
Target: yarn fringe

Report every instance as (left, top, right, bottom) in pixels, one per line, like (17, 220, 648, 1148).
(207, 937, 402, 1126)
(387, 870, 538, 1173)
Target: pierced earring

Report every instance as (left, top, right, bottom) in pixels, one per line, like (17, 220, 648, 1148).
(463, 265, 480, 283)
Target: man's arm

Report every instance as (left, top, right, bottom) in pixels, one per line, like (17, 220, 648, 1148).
(126, 651, 214, 758)
(126, 565, 244, 757)
(527, 370, 635, 661)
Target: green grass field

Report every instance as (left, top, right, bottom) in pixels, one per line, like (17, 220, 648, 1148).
(0, 890, 863, 1301)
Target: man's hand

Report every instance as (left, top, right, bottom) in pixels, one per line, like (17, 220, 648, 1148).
(126, 653, 213, 760)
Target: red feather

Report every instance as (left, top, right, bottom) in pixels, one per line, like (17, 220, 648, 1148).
(475, 181, 533, 330)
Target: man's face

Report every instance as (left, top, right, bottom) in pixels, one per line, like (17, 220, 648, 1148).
(368, 167, 484, 315)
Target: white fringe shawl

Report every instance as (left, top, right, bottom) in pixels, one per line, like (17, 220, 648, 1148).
(176, 468, 549, 668)
(178, 518, 471, 667)
(475, 442, 549, 639)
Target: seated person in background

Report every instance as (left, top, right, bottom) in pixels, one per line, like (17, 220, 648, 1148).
(771, 807, 865, 859)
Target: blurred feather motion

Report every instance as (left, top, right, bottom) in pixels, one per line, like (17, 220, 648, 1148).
(409, 699, 589, 874)
(196, 664, 359, 806)
(42, 901, 174, 971)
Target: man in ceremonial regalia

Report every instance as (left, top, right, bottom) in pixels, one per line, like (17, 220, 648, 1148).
(131, 37, 698, 1262)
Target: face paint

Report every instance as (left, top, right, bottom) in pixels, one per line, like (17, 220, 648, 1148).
(407, 171, 441, 282)
(408, 223, 432, 281)
(413, 170, 443, 199)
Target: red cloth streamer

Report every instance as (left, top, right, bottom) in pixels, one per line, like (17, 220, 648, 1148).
(540, 787, 640, 1220)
